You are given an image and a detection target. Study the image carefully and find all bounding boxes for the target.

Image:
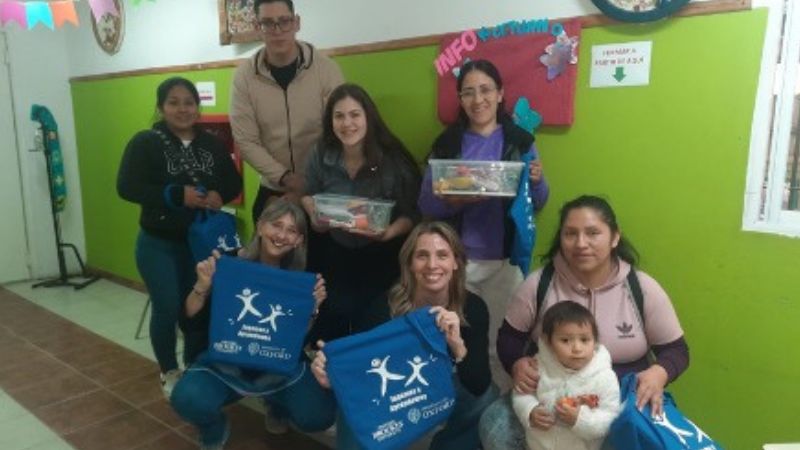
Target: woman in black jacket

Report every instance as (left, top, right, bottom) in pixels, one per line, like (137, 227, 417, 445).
(117, 77, 241, 397)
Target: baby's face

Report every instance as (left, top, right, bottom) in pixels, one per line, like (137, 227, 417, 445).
(549, 322, 596, 370)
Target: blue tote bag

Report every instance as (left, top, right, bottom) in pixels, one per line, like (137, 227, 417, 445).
(609, 373, 723, 450)
(324, 307, 456, 450)
(188, 210, 241, 262)
(207, 256, 316, 375)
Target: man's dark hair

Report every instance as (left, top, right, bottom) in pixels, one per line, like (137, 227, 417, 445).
(254, 0, 295, 15)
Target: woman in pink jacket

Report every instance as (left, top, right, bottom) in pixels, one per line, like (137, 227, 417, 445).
(480, 195, 689, 450)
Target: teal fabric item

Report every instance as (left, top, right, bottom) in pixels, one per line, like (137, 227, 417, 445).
(508, 151, 536, 275)
(30, 105, 67, 212)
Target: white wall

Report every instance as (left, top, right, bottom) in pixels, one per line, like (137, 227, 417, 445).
(65, 0, 609, 78)
(5, 26, 85, 279)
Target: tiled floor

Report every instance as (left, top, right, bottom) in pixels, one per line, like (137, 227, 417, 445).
(0, 279, 332, 450)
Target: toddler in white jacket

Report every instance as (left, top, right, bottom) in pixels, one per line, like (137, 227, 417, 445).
(512, 301, 620, 450)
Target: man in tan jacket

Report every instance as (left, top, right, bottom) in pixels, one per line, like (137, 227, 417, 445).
(231, 0, 344, 223)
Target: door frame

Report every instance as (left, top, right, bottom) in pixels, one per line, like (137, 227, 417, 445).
(0, 31, 32, 282)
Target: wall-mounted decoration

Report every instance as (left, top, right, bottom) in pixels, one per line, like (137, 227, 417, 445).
(436, 19, 582, 127)
(591, 0, 690, 23)
(218, 0, 260, 45)
(540, 31, 579, 81)
(91, 0, 124, 55)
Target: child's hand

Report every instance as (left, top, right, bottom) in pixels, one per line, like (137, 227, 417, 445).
(312, 274, 326, 310)
(555, 397, 580, 426)
(530, 405, 555, 430)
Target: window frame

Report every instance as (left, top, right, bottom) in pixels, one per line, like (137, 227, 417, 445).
(743, 0, 800, 237)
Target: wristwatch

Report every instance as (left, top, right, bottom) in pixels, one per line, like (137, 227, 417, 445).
(591, 0, 690, 22)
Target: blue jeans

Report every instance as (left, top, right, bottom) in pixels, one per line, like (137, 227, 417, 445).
(170, 362, 337, 446)
(478, 394, 526, 450)
(337, 380, 499, 450)
(479, 394, 616, 450)
(135, 230, 204, 373)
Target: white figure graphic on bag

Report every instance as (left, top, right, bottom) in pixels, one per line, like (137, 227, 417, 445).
(235, 288, 262, 321)
(217, 235, 236, 252)
(405, 356, 430, 387)
(685, 418, 713, 445)
(367, 356, 405, 397)
(258, 304, 292, 331)
(654, 413, 693, 446)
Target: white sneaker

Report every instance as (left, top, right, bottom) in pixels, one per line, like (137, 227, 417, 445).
(263, 404, 289, 435)
(160, 369, 182, 399)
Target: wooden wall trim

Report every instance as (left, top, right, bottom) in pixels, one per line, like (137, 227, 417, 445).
(70, 0, 751, 83)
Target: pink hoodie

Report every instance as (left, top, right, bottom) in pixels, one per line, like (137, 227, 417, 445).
(505, 253, 683, 364)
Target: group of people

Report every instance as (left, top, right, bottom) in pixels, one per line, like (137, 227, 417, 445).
(116, 1, 689, 449)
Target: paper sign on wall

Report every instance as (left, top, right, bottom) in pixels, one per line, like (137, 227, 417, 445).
(590, 41, 652, 88)
(196, 81, 216, 106)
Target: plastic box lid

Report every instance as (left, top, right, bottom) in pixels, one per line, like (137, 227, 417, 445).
(429, 159, 525, 197)
(312, 193, 395, 231)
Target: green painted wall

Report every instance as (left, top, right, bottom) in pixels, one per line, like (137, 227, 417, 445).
(71, 9, 799, 448)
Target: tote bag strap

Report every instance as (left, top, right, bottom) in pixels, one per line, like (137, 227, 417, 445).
(403, 308, 451, 360)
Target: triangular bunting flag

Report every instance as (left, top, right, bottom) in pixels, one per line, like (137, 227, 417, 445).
(87, 0, 119, 22)
(50, 1, 79, 27)
(0, 1, 27, 27)
(26, 2, 55, 30)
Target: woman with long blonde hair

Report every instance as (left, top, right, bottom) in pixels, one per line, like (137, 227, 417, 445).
(311, 221, 498, 450)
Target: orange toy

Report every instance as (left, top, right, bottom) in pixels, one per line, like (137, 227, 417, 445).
(353, 215, 370, 230)
(557, 394, 600, 409)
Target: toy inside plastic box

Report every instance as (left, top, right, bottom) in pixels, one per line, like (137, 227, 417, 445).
(430, 159, 525, 197)
(312, 193, 395, 232)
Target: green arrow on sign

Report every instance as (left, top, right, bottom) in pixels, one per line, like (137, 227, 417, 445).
(613, 66, 626, 82)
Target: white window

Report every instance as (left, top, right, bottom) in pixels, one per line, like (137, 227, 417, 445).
(743, 0, 800, 236)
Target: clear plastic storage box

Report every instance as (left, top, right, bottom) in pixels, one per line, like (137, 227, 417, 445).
(429, 159, 525, 197)
(312, 194, 395, 232)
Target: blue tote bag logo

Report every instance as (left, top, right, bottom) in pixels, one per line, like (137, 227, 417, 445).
(324, 307, 456, 450)
(207, 256, 316, 375)
(188, 210, 241, 262)
(609, 373, 723, 450)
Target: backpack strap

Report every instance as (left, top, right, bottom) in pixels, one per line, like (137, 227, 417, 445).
(626, 268, 645, 328)
(537, 262, 645, 326)
(535, 263, 555, 325)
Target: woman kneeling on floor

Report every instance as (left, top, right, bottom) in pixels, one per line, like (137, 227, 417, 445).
(170, 199, 335, 450)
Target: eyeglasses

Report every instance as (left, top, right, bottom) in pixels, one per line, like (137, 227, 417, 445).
(257, 16, 295, 33)
(458, 85, 498, 101)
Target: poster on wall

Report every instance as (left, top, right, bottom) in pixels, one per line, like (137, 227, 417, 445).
(218, 0, 260, 45)
(436, 19, 582, 127)
(590, 41, 652, 88)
